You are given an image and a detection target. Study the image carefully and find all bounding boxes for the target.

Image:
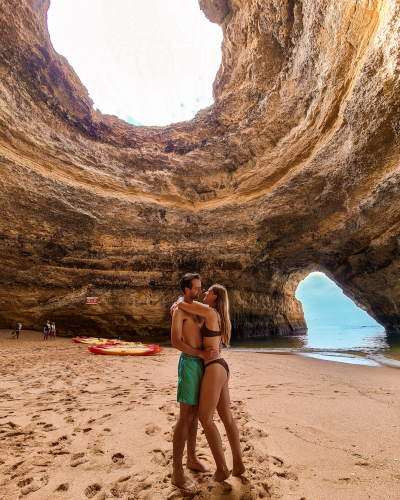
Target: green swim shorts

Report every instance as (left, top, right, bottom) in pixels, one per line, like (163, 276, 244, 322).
(177, 353, 204, 406)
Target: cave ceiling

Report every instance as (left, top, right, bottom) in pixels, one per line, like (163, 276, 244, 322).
(1, 0, 400, 336)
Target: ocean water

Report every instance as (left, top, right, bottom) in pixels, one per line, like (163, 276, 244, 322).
(230, 324, 400, 367)
(154, 273, 400, 367)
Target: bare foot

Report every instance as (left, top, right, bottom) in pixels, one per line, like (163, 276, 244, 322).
(209, 467, 230, 483)
(232, 463, 246, 476)
(186, 457, 210, 473)
(171, 470, 198, 491)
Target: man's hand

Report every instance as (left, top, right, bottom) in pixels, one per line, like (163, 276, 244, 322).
(170, 296, 183, 317)
(201, 346, 219, 362)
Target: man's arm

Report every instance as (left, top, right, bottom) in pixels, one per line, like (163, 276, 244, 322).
(171, 309, 218, 360)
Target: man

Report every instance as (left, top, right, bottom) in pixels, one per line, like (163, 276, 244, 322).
(43, 319, 51, 341)
(171, 273, 219, 490)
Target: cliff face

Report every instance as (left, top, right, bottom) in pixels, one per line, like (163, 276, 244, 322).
(1, 0, 400, 337)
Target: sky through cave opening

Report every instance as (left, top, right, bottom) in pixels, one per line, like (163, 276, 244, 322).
(295, 272, 383, 351)
(296, 272, 379, 329)
(47, 0, 223, 126)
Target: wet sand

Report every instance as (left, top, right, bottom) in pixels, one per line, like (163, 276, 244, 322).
(0, 329, 399, 499)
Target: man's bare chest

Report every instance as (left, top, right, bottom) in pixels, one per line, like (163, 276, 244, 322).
(182, 313, 204, 329)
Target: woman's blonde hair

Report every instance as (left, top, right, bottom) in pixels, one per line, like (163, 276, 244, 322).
(211, 284, 231, 347)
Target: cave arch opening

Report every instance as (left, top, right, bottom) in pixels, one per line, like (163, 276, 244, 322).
(47, 0, 223, 126)
(296, 272, 378, 329)
(295, 271, 384, 352)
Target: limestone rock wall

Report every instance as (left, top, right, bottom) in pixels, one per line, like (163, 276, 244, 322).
(1, 0, 400, 336)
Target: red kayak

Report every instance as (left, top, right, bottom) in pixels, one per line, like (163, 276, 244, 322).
(88, 343, 162, 356)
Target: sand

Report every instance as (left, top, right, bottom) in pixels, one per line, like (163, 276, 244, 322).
(0, 329, 399, 500)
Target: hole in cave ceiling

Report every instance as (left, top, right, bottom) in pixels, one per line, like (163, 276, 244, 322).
(47, 0, 222, 127)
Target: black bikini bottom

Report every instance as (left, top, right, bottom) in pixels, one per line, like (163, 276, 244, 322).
(204, 358, 229, 376)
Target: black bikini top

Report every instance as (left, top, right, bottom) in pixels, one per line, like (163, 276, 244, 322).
(201, 309, 221, 338)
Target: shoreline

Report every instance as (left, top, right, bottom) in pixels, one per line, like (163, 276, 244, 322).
(1, 330, 400, 499)
(3, 325, 400, 371)
(231, 348, 400, 369)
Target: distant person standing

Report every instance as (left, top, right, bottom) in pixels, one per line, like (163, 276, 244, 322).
(11, 322, 22, 339)
(50, 322, 56, 340)
(43, 320, 51, 341)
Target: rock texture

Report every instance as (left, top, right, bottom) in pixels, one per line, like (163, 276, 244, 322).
(1, 0, 400, 337)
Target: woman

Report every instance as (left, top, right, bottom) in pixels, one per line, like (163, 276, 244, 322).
(176, 284, 245, 482)
(50, 322, 56, 340)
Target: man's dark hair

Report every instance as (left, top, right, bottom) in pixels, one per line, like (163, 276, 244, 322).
(180, 273, 202, 294)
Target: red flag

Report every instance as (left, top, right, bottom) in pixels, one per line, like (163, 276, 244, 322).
(86, 297, 98, 304)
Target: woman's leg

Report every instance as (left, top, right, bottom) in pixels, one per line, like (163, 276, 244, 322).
(217, 379, 246, 475)
(198, 364, 230, 482)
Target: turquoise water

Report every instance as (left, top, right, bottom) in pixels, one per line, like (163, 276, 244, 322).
(230, 325, 400, 367)
(227, 271, 397, 367)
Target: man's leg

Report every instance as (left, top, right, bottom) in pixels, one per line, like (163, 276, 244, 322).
(186, 406, 210, 472)
(172, 403, 197, 490)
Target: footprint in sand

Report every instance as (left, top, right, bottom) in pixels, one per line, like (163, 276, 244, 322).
(18, 477, 43, 495)
(43, 423, 57, 432)
(70, 452, 89, 467)
(152, 449, 172, 467)
(84, 483, 102, 498)
(255, 481, 272, 498)
(55, 483, 69, 492)
(17, 477, 34, 488)
(242, 427, 268, 439)
(243, 442, 254, 458)
(145, 424, 161, 435)
(112, 453, 125, 464)
(158, 403, 177, 423)
(108, 475, 132, 498)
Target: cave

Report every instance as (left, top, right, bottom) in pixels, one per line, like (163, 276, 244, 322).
(1, 0, 400, 337)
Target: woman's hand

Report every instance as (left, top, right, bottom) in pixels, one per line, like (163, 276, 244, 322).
(170, 296, 183, 316)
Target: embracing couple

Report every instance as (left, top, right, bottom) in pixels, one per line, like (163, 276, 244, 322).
(170, 273, 245, 490)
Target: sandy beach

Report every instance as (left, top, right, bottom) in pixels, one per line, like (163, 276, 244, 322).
(0, 329, 399, 500)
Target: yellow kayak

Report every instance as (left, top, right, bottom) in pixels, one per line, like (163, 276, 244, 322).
(73, 337, 143, 346)
(88, 344, 162, 356)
